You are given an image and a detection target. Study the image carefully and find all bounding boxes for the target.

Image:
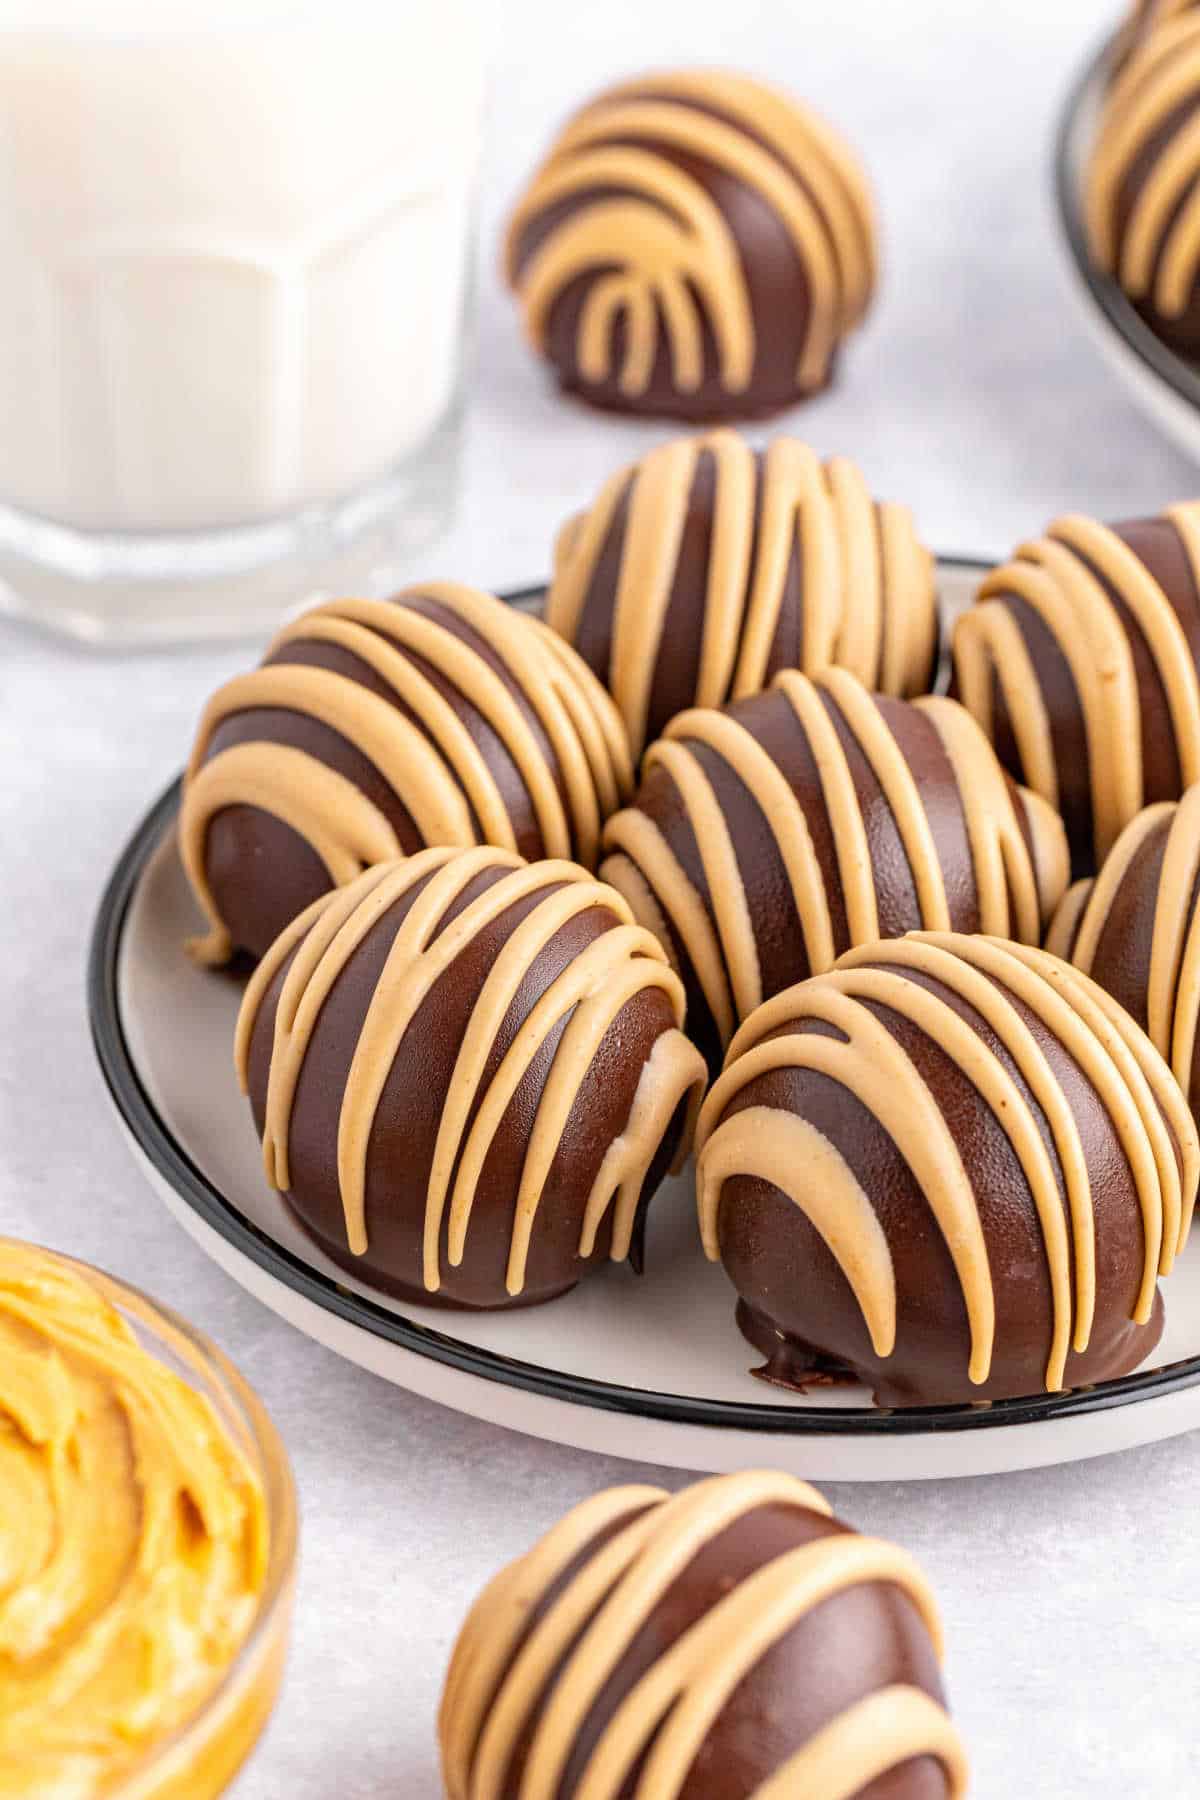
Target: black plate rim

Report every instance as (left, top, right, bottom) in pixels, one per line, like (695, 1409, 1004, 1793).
(87, 573, 1200, 1439)
(1054, 30, 1200, 415)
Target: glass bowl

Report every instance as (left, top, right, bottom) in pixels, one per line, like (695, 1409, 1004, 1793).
(4, 1242, 299, 1800)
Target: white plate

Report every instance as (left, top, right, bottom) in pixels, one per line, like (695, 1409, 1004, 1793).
(1054, 33, 1200, 464)
(88, 568, 1200, 1480)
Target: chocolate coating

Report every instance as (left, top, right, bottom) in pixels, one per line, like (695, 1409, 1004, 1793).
(695, 934, 1197, 1407)
(505, 70, 876, 420)
(439, 1472, 966, 1800)
(600, 669, 1068, 1072)
(546, 431, 937, 760)
(238, 849, 705, 1309)
(951, 509, 1200, 878)
(1088, 14, 1200, 354)
(1048, 785, 1200, 1122)
(180, 583, 633, 966)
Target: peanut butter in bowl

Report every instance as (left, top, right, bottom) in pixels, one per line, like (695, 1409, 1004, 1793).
(0, 1239, 296, 1799)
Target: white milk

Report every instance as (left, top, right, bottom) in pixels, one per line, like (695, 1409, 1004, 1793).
(0, 0, 482, 538)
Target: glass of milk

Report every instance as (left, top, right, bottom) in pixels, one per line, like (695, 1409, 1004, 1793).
(0, 0, 483, 645)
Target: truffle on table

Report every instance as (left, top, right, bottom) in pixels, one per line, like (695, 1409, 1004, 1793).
(600, 668, 1069, 1072)
(695, 932, 1198, 1408)
(951, 506, 1200, 877)
(236, 847, 706, 1310)
(504, 69, 876, 421)
(440, 1470, 968, 1800)
(1048, 783, 1200, 1121)
(547, 429, 937, 760)
(179, 582, 632, 966)
(1087, 14, 1200, 352)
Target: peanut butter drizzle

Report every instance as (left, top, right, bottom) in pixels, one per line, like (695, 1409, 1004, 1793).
(600, 668, 1067, 1052)
(1115, 0, 1198, 68)
(505, 71, 874, 404)
(953, 508, 1200, 863)
(235, 849, 705, 1296)
(695, 933, 1197, 1393)
(1088, 13, 1200, 316)
(1051, 785, 1200, 1153)
(181, 582, 633, 966)
(601, 70, 877, 320)
(749, 1688, 968, 1800)
(547, 431, 936, 758)
(439, 1471, 965, 1800)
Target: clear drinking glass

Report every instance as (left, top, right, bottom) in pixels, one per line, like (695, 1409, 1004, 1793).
(0, 0, 483, 645)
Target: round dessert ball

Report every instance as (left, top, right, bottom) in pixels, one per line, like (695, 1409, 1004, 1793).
(546, 429, 938, 759)
(951, 505, 1200, 877)
(440, 1470, 968, 1800)
(180, 582, 633, 966)
(1087, 14, 1200, 353)
(235, 846, 707, 1309)
(1048, 784, 1200, 1119)
(504, 69, 876, 421)
(599, 668, 1069, 1073)
(695, 932, 1198, 1407)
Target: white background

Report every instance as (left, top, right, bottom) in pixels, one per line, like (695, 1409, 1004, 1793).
(3, 2, 1199, 1795)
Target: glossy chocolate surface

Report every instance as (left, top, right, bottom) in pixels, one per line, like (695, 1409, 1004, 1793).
(244, 858, 690, 1308)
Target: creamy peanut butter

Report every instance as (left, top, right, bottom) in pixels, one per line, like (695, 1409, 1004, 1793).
(0, 1243, 269, 1798)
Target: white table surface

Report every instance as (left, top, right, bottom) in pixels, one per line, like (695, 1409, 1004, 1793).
(2, 2, 1197, 1794)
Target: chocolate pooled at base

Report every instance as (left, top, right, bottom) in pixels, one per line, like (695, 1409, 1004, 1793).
(600, 668, 1069, 1073)
(952, 505, 1200, 877)
(440, 1470, 968, 1800)
(695, 933, 1198, 1408)
(546, 430, 937, 761)
(179, 581, 633, 967)
(504, 69, 876, 421)
(236, 847, 706, 1310)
